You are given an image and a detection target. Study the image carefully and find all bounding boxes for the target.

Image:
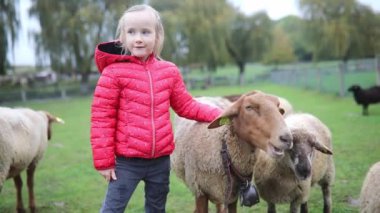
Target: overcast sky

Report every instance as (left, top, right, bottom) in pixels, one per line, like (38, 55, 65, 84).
(230, 0, 380, 20)
(7, 0, 380, 66)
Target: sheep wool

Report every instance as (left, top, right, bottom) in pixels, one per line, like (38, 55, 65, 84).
(0, 107, 63, 212)
(253, 113, 335, 213)
(0, 108, 48, 183)
(172, 92, 293, 212)
(360, 161, 380, 213)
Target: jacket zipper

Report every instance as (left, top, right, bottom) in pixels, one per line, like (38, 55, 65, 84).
(145, 65, 156, 158)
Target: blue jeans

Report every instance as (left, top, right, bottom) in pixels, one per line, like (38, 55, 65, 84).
(100, 156, 170, 213)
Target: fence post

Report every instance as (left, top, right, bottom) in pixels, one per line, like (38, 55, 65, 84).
(61, 88, 67, 99)
(20, 90, 27, 102)
(376, 55, 380, 86)
(317, 66, 322, 92)
(338, 62, 346, 97)
(20, 77, 28, 102)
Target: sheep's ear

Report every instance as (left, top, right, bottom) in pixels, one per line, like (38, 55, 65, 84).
(54, 117, 65, 124)
(208, 99, 241, 129)
(311, 140, 333, 155)
(44, 111, 65, 124)
(43, 111, 65, 140)
(208, 116, 232, 129)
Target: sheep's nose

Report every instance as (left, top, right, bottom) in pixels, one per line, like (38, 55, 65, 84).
(279, 133, 293, 148)
(296, 163, 311, 180)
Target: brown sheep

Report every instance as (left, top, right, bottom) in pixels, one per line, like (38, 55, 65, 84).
(224, 94, 294, 117)
(172, 91, 293, 213)
(0, 107, 64, 213)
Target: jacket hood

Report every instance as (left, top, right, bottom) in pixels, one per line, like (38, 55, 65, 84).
(94, 41, 155, 73)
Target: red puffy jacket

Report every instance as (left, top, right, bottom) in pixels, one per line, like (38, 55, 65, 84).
(91, 41, 221, 170)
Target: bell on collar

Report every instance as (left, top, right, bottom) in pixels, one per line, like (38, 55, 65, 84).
(240, 181, 260, 207)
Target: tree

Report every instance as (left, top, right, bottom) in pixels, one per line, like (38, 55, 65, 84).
(264, 26, 297, 65)
(299, 0, 379, 61)
(0, 0, 20, 75)
(150, 0, 186, 64)
(350, 4, 380, 57)
(225, 11, 272, 85)
(276, 15, 312, 61)
(299, 0, 380, 96)
(29, 0, 138, 92)
(179, 0, 233, 72)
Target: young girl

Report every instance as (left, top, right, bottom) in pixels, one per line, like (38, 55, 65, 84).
(90, 4, 222, 212)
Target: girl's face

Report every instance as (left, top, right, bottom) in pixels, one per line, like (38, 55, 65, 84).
(124, 10, 157, 61)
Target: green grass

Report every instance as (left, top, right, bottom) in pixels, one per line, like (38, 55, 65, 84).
(187, 63, 270, 78)
(1, 83, 380, 212)
(184, 63, 272, 86)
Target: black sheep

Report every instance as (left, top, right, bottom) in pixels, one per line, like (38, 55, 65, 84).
(347, 84, 380, 115)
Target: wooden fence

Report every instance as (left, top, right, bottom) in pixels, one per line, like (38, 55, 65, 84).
(269, 57, 380, 97)
(1, 57, 379, 103)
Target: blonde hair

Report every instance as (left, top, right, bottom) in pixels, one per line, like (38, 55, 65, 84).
(116, 4, 164, 58)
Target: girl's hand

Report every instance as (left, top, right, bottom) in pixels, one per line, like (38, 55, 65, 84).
(98, 168, 117, 182)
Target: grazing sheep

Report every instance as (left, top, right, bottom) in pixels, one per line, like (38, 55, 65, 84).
(224, 94, 294, 116)
(172, 91, 293, 213)
(347, 84, 380, 115)
(0, 107, 64, 213)
(253, 113, 335, 213)
(360, 161, 380, 213)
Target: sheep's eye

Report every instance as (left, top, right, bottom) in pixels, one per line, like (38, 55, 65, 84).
(245, 105, 259, 114)
(245, 105, 254, 111)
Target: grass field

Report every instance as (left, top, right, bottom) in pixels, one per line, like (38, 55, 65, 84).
(1, 83, 380, 212)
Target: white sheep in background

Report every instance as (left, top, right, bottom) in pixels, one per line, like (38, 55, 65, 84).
(172, 91, 293, 213)
(360, 161, 380, 213)
(0, 107, 64, 213)
(253, 113, 335, 213)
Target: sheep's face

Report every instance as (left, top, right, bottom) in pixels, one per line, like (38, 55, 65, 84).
(288, 128, 333, 180)
(287, 131, 314, 180)
(209, 91, 293, 158)
(347, 85, 361, 93)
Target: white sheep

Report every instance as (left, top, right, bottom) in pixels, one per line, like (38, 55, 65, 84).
(0, 107, 64, 213)
(171, 91, 293, 213)
(360, 161, 380, 213)
(253, 113, 335, 213)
